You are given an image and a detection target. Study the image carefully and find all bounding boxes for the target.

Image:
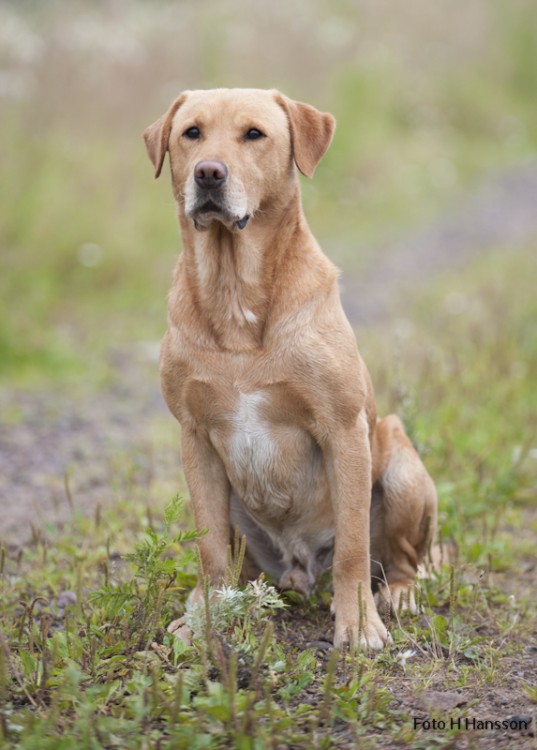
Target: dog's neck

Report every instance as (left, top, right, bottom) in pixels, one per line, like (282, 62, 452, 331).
(186, 220, 268, 351)
(171, 187, 338, 353)
(175, 190, 309, 351)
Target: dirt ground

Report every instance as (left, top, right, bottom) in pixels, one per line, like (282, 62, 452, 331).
(273, 577, 537, 750)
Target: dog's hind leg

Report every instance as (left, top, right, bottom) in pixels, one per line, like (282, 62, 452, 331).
(370, 415, 437, 614)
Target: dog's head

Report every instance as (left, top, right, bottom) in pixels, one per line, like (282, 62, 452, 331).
(143, 88, 335, 232)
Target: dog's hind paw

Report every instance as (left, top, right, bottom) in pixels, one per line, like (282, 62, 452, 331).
(375, 582, 418, 615)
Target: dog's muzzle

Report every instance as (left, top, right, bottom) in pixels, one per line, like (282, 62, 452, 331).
(189, 160, 250, 231)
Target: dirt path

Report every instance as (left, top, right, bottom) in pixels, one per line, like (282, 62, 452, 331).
(1, 161, 537, 547)
(342, 160, 537, 323)
(0, 357, 175, 547)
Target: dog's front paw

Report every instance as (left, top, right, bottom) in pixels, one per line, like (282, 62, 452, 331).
(333, 609, 389, 651)
(375, 582, 418, 615)
(167, 616, 193, 646)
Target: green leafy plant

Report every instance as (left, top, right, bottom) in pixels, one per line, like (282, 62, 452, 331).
(89, 494, 203, 652)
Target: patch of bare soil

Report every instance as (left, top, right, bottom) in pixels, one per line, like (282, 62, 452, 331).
(0, 353, 178, 548)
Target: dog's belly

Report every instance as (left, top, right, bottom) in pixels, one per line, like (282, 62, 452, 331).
(208, 390, 333, 544)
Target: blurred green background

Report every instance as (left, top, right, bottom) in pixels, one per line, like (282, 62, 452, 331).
(1, 0, 536, 385)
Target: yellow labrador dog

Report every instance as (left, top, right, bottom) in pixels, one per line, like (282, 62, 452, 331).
(144, 88, 437, 649)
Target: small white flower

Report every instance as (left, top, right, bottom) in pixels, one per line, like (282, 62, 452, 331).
(216, 585, 244, 604)
(396, 649, 416, 672)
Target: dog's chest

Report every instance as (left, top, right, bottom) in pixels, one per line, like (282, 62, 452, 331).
(206, 388, 324, 522)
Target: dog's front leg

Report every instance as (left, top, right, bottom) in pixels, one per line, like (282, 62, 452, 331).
(326, 415, 389, 650)
(168, 428, 230, 642)
(181, 427, 231, 599)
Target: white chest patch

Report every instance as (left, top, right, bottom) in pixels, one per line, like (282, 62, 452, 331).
(229, 391, 276, 479)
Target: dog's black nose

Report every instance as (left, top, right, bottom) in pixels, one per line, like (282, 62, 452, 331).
(194, 160, 228, 189)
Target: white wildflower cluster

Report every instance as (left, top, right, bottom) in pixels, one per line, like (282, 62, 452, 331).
(184, 578, 285, 638)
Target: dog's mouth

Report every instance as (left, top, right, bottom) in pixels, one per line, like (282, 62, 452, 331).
(189, 198, 250, 232)
(197, 199, 222, 215)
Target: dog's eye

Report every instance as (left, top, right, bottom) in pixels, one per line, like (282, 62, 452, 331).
(244, 128, 266, 141)
(183, 127, 201, 140)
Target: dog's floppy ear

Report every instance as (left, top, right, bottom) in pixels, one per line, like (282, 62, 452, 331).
(143, 93, 187, 179)
(275, 93, 336, 178)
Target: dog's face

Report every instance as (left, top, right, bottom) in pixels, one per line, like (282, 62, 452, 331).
(169, 89, 292, 232)
(144, 88, 336, 233)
